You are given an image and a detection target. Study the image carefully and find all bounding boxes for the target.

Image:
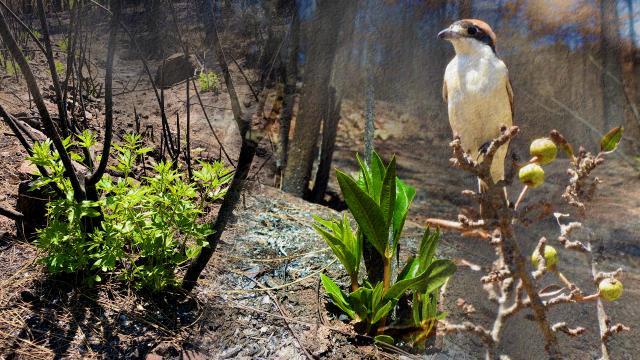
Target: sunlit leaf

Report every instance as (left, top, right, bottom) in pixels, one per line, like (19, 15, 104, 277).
(374, 335, 394, 345)
(600, 126, 623, 153)
(379, 156, 396, 232)
(371, 301, 393, 324)
(336, 170, 387, 257)
(384, 259, 456, 301)
(320, 273, 356, 320)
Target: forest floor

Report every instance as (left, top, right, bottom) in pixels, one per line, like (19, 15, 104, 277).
(0, 12, 639, 360)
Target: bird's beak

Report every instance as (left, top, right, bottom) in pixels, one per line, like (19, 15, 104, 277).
(438, 27, 459, 40)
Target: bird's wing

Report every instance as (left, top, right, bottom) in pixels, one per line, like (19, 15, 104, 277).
(506, 77, 514, 118)
(442, 79, 448, 103)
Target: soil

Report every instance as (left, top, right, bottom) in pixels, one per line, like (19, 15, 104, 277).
(0, 5, 639, 360)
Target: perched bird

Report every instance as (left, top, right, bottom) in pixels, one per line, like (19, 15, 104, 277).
(438, 19, 513, 191)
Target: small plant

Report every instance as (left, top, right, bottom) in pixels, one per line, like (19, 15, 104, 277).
(57, 38, 69, 53)
(314, 151, 456, 346)
(198, 70, 220, 93)
(54, 60, 65, 77)
(0, 53, 18, 76)
(28, 132, 233, 291)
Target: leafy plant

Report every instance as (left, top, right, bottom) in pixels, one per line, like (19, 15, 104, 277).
(54, 60, 65, 77)
(193, 160, 234, 202)
(28, 132, 233, 291)
(198, 70, 220, 93)
(314, 151, 456, 345)
(58, 38, 69, 53)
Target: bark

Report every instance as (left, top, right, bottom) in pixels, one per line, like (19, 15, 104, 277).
(182, 138, 256, 292)
(277, 6, 299, 178)
(86, 0, 119, 188)
(281, 0, 347, 197)
(599, 0, 625, 131)
(36, 0, 69, 135)
(0, 205, 23, 221)
(310, 86, 340, 203)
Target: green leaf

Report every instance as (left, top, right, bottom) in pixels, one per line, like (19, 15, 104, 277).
(600, 126, 623, 152)
(312, 214, 361, 277)
(397, 257, 419, 282)
(314, 223, 353, 274)
(371, 300, 393, 324)
(391, 178, 416, 257)
(435, 311, 448, 320)
(336, 170, 388, 257)
(417, 228, 440, 271)
(356, 153, 372, 193)
(414, 259, 457, 295)
(384, 259, 456, 301)
(347, 287, 369, 319)
(379, 156, 396, 233)
(320, 273, 356, 320)
(371, 281, 385, 313)
(374, 335, 394, 345)
(370, 151, 386, 201)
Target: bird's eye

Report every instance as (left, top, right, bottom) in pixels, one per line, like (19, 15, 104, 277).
(467, 26, 478, 35)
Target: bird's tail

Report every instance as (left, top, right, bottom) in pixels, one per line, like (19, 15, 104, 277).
(478, 178, 489, 194)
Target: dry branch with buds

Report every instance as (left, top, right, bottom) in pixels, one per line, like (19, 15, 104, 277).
(426, 127, 629, 359)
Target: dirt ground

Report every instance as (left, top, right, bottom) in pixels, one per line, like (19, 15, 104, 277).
(0, 8, 639, 360)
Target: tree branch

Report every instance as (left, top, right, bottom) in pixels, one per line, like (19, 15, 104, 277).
(0, 6, 85, 200)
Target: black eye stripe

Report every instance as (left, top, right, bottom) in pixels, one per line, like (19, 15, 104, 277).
(467, 26, 478, 35)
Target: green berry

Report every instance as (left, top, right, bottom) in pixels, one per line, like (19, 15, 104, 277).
(531, 245, 558, 269)
(519, 163, 545, 188)
(599, 278, 623, 301)
(530, 138, 558, 165)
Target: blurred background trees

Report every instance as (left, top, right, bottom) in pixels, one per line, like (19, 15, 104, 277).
(274, 0, 640, 200)
(2, 0, 637, 202)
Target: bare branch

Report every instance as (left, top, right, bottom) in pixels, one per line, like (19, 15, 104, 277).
(552, 322, 586, 337)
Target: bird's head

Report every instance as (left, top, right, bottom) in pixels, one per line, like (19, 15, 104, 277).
(438, 19, 496, 55)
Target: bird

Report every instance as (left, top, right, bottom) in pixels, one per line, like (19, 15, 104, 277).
(438, 19, 513, 193)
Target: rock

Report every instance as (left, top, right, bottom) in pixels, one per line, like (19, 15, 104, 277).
(18, 160, 37, 180)
(155, 53, 200, 88)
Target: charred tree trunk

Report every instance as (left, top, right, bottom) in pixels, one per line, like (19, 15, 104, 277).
(310, 86, 340, 203)
(277, 6, 299, 179)
(599, 0, 625, 131)
(281, 0, 347, 197)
